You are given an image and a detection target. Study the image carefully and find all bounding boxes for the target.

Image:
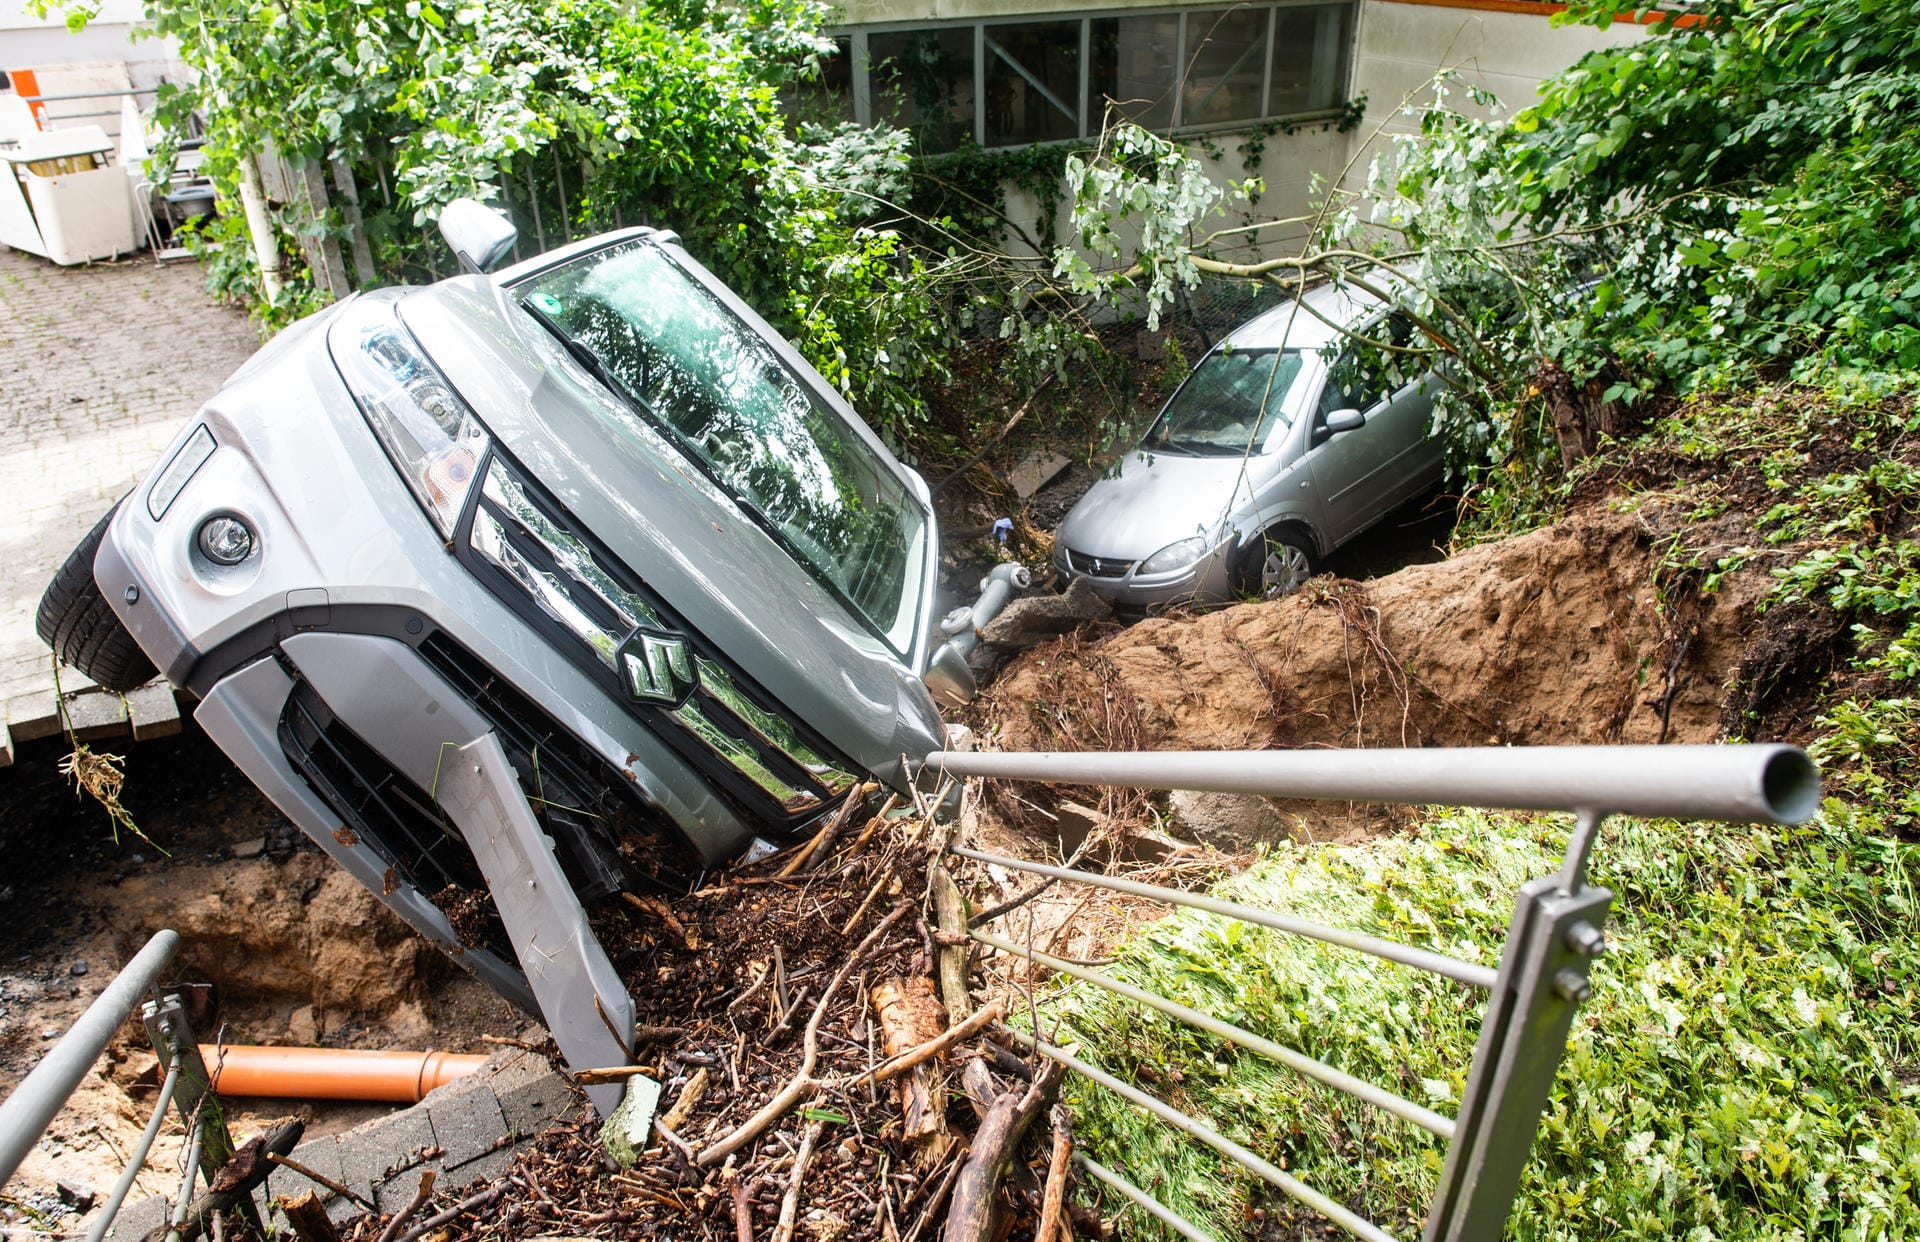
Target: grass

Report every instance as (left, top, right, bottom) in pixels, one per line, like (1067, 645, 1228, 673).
(1039, 803, 1920, 1239)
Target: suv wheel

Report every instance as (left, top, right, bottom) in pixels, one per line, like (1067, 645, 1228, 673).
(1239, 529, 1315, 599)
(36, 503, 158, 693)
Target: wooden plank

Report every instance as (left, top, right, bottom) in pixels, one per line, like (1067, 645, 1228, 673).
(63, 687, 130, 743)
(126, 681, 183, 741)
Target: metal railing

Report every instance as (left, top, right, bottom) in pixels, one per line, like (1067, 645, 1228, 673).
(921, 743, 1820, 1242)
(0, 930, 237, 1242)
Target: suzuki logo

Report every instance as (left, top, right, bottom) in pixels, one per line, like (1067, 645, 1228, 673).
(616, 626, 699, 708)
(1091, 558, 1104, 574)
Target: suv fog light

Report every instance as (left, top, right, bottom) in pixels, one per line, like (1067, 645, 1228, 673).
(197, 515, 256, 565)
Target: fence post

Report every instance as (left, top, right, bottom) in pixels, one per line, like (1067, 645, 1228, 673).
(1423, 863, 1612, 1239)
(142, 995, 235, 1176)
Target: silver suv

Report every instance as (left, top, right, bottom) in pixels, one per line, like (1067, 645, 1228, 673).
(37, 202, 971, 1110)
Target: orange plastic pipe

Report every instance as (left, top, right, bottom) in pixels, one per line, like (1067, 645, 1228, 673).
(198, 1045, 489, 1103)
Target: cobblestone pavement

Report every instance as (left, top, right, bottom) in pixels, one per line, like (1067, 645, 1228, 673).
(0, 244, 261, 742)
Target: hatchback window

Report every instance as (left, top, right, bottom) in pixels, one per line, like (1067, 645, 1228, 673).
(514, 240, 927, 657)
(1149, 348, 1309, 456)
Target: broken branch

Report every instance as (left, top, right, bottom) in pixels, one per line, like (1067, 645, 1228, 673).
(940, 1060, 1065, 1242)
(771, 1120, 823, 1242)
(266, 1152, 375, 1211)
(848, 999, 1005, 1088)
(373, 1170, 436, 1242)
(1037, 1105, 1074, 1242)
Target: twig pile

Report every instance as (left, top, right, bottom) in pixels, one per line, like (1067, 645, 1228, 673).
(311, 792, 1088, 1242)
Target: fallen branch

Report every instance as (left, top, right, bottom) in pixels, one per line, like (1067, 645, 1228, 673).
(928, 864, 972, 1021)
(141, 1120, 304, 1242)
(278, 1191, 339, 1242)
(1037, 1105, 1074, 1242)
(373, 1170, 436, 1242)
(392, 1185, 504, 1242)
(847, 1000, 1005, 1088)
(698, 905, 909, 1166)
(730, 1175, 757, 1242)
(771, 1120, 824, 1242)
(574, 1064, 657, 1085)
(780, 783, 876, 877)
(940, 1060, 1065, 1242)
(266, 1152, 375, 1211)
(869, 977, 950, 1142)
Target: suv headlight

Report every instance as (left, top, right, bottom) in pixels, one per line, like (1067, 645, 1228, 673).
(1139, 536, 1212, 576)
(333, 299, 491, 537)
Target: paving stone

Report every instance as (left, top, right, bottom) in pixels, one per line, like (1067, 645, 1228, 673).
(482, 1049, 574, 1137)
(338, 1105, 437, 1198)
(0, 247, 259, 736)
(424, 1075, 509, 1166)
(101, 1194, 169, 1240)
(264, 1132, 348, 1208)
(442, 1140, 518, 1191)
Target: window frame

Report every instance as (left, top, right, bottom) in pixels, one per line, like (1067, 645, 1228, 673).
(830, 1, 1358, 151)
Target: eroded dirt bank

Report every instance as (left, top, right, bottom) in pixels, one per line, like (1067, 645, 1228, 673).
(976, 483, 1837, 847)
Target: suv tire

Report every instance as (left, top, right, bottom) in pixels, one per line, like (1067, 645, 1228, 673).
(1238, 528, 1316, 599)
(36, 503, 158, 692)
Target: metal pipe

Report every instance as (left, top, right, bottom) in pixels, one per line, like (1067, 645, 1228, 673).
(973, 929, 1455, 1138)
(938, 562, 1033, 661)
(1075, 1153, 1219, 1242)
(1008, 1030, 1400, 1242)
(84, 1053, 183, 1242)
(921, 744, 1820, 825)
(954, 847, 1497, 989)
(0, 930, 180, 1187)
(200, 1046, 487, 1103)
(165, 1111, 207, 1242)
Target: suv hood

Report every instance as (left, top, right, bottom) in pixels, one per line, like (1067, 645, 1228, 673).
(389, 276, 941, 786)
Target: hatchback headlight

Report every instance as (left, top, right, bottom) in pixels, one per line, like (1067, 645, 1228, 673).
(333, 299, 491, 538)
(1139, 536, 1212, 576)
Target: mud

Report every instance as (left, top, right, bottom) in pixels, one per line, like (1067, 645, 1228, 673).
(0, 727, 520, 1229)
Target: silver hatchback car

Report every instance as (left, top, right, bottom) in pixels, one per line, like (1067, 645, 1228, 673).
(1053, 281, 1444, 608)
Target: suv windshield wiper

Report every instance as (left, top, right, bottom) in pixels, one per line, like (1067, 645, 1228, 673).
(520, 299, 647, 415)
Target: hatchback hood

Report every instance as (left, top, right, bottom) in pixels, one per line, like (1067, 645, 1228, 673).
(1055, 450, 1270, 560)
(390, 277, 940, 784)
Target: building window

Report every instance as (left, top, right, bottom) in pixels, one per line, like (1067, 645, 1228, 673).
(801, 3, 1355, 152)
(867, 28, 977, 152)
(984, 21, 1083, 147)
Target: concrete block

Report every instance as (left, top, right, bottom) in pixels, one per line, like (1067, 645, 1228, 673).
(339, 1105, 436, 1195)
(425, 1076, 508, 1166)
(102, 1195, 168, 1241)
(264, 1133, 347, 1207)
(483, 1051, 574, 1137)
(442, 1141, 517, 1192)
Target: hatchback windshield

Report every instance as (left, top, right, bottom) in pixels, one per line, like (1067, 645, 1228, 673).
(1149, 349, 1310, 456)
(514, 239, 927, 658)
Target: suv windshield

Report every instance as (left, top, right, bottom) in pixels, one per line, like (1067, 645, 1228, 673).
(1149, 349, 1309, 456)
(514, 239, 927, 658)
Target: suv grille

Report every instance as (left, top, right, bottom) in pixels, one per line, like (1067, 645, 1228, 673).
(1067, 548, 1133, 578)
(418, 633, 700, 894)
(457, 450, 859, 826)
(278, 679, 512, 957)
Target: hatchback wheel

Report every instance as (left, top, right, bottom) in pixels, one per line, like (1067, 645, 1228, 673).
(1241, 530, 1315, 599)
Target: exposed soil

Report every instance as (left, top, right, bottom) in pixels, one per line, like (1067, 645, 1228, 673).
(0, 726, 521, 1227)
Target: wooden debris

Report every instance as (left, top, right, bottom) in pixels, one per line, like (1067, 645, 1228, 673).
(279, 1190, 339, 1242)
(870, 977, 949, 1143)
(940, 1060, 1065, 1242)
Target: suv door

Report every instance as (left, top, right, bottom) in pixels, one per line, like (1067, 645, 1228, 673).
(1304, 313, 1436, 541)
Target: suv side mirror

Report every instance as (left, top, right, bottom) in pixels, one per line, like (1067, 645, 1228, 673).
(1325, 407, 1365, 434)
(439, 198, 518, 274)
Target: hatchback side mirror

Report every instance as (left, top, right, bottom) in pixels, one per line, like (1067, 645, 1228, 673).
(439, 198, 518, 274)
(1325, 407, 1365, 434)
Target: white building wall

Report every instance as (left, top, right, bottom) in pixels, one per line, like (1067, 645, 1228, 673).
(1345, 0, 1646, 193)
